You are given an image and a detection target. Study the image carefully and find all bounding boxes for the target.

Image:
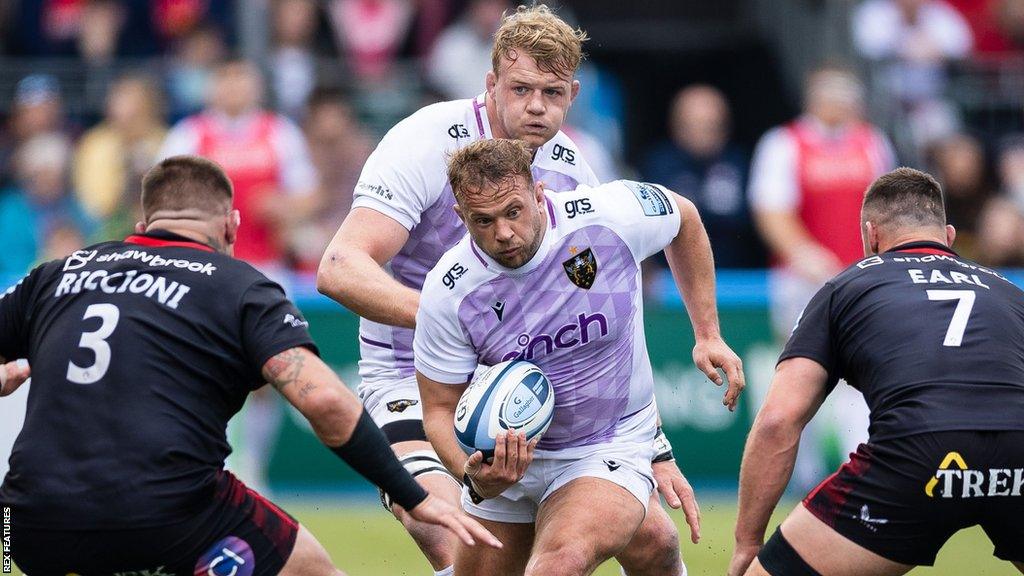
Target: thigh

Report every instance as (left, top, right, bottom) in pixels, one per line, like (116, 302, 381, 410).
(532, 477, 645, 570)
(280, 525, 341, 576)
(361, 376, 427, 444)
(802, 436, 961, 566)
(11, 473, 298, 576)
(979, 431, 1024, 563)
(454, 517, 534, 576)
(773, 505, 913, 576)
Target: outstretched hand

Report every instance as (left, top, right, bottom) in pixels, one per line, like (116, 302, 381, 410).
(692, 337, 745, 411)
(407, 494, 503, 549)
(653, 459, 701, 543)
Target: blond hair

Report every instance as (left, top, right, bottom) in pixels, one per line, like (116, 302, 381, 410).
(447, 139, 534, 204)
(491, 4, 588, 79)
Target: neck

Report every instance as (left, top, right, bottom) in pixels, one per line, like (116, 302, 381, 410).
(144, 219, 227, 254)
(483, 92, 508, 139)
(878, 232, 948, 253)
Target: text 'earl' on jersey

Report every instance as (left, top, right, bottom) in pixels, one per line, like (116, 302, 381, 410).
(782, 242, 1024, 441)
(0, 231, 316, 529)
(414, 181, 681, 452)
(350, 94, 598, 388)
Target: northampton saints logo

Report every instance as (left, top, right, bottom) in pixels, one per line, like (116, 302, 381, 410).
(562, 247, 598, 289)
(386, 399, 419, 413)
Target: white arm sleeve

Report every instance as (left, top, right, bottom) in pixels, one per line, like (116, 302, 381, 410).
(932, 4, 973, 58)
(351, 117, 448, 231)
(273, 117, 317, 196)
(852, 1, 901, 59)
(156, 120, 200, 161)
(413, 278, 478, 384)
(748, 127, 799, 212)
(591, 181, 682, 261)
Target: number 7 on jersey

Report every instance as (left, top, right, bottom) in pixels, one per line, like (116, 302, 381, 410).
(926, 289, 975, 347)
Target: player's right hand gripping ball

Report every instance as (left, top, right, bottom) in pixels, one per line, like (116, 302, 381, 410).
(454, 359, 554, 459)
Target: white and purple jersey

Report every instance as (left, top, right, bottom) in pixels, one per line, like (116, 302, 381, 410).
(414, 181, 681, 450)
(352, 94, 599, 388)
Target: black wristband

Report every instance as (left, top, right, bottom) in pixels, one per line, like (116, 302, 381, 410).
(330, 411, 428, 511)
(463, 472, 486, 504)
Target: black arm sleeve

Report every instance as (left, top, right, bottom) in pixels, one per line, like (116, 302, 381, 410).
(0, 267, 41, 360)
(330, 411, 429, 511)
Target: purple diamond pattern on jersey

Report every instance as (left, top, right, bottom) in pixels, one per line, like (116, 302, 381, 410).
(457, 225, 644, 450)
(361, 169, 587, 379)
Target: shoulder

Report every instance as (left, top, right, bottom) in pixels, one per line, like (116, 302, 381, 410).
(369, 99, 474, 166)
(533, 130, 590, 177)
(391, 98, 475, 140)
(753, 125, 795, 153)
(421, 237, 491, 311)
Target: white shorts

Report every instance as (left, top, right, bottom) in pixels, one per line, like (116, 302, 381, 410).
(360, 375, 426, 444)
(463, 439, 656, 524)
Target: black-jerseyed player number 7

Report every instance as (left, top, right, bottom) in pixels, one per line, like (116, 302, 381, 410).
(927, 289, 975, 347)
(67, 303, 120, 384)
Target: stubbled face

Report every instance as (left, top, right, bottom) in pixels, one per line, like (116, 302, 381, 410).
(456, 175, 547, 268)
(486, 51, 579, 150)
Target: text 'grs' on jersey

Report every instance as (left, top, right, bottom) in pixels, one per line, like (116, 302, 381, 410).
(0, 230, 317, 529)
(782, 241, 1024, 441)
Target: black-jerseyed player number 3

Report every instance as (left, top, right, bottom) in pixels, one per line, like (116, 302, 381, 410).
(67, 303, 120, 384)
(926, 289, 975, 347)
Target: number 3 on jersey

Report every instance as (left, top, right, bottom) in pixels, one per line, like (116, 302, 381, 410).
(67, 303, 120, 384)
(927, 289, 975, 347)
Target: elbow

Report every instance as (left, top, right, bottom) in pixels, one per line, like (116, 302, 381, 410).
(316, 249, 350, 298)
(752, 408, 802, 445)
(305, 390, 361, 447)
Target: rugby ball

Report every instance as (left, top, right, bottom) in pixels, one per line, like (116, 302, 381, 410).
(454, 360, 555, 458)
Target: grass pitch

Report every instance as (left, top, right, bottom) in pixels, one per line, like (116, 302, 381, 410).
(297, 499, 1009, 575)
(7, 498, 1012, 575)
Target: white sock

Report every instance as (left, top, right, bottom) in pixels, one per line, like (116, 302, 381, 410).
(435, 567, 454, 576)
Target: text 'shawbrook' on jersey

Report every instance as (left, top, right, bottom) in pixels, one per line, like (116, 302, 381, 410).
(0, 230, 316, 529)
(782, 242, 1024, 441)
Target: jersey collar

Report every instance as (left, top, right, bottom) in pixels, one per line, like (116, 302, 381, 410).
(473, 94, 493, 139)
(125, 230, 216, 253)
(886, 240, 958, 257)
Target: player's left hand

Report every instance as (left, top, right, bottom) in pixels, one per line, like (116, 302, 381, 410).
(0, 359, 31, 397)
(692, 337, 745, 411)
(653, 459, 701, 543)
(407, 494, 503, 549)
(727, 542, 761, 576)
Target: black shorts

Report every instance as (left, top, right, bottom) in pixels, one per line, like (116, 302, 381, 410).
(803, 430, 1024, 566)
(11, 471, 299, 576)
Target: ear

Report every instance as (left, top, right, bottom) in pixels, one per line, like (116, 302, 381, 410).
(945, 224, 956, 247)
(453, 203, 466, 224)
(225, 209, 240, 246)
(134, 221, 146, 233)
(486, 70, 498, 99)
(569, 79, 580, 104)
(863, 220, 880, 255)
(534, 180, 545, 204)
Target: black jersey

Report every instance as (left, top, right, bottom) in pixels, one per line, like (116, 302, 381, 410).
(781, 241, 1024, 442)
(0, 230, 316, 529)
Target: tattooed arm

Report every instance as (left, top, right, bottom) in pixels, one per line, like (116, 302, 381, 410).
(261, 346, 364, 446)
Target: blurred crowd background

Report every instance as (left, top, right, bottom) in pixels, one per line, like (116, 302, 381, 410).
(4, 0, 1024, 283)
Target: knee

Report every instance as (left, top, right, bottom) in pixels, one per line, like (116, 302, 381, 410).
(619, 515, 682, 575)
(527, 546, 593, 576)
(394, 506, 456, 567)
